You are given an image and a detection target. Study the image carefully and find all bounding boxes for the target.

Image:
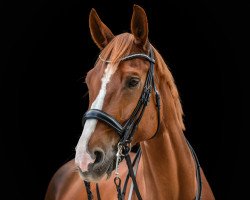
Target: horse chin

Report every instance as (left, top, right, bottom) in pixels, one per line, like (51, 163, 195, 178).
(78, 156, 116, 182)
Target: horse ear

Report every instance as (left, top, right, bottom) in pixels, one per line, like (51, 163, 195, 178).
(131, 5, 149, 51)
(89, 8, 115, 50)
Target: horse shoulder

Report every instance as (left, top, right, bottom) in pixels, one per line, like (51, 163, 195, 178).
(201, 168, 216, 200)
(44, 153, 141, 200)
(44, 159, 85, 200)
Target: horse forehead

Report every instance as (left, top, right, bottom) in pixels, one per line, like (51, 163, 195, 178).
(86, 65, 105, 84)
(124, 58, 149, 67)
(89, 63, 118, 93)
(87, 57, 149, 94)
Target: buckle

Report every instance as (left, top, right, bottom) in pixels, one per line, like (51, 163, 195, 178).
(117, 141, 131, 156)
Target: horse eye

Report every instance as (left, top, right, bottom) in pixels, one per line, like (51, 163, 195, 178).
(127, 77, 140, 88)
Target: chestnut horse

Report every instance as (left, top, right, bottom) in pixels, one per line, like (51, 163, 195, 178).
(45, 5, 215, 200)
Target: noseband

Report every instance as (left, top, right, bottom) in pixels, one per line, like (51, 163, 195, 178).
(81, 48, 202, 200)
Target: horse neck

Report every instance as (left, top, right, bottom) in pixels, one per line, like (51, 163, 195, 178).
(139, 66, 197, 199)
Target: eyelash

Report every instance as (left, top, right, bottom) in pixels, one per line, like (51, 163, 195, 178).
(127, 77, 140, 88)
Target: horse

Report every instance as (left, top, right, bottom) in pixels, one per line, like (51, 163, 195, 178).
(45, 5, 215, 200)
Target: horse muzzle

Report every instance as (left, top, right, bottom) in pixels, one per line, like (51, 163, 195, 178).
(76, 148, 116, 182)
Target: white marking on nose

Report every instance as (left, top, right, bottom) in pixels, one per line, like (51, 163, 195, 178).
(75, 64, 117, 172)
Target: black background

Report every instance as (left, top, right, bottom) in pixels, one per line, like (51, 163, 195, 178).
(1, 0, 246, 199)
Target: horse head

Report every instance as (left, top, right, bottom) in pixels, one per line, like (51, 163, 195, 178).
(75, 5, 159, 182)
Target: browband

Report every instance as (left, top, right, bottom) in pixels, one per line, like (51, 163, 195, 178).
(98, 53, 155, 64)
(121, 53, 155, 63)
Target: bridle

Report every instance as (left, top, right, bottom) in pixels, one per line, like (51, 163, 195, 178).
(81, 47, 202, 200)
(84, 49, 160, 143)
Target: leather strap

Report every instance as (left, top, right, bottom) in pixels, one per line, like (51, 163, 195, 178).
(185, 139, 202, 200)
(84, 109, 123, 136)
(124, 155, 142, 200)
(122, 148, 142, 199)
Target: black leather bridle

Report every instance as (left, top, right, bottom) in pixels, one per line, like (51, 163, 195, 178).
(82, 48, 202, 200)
(83, 49, 160, 145)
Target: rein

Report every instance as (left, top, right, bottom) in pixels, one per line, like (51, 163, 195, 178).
(81, 48, 202, 200)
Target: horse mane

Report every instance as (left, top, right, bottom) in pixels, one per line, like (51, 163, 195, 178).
(153, 47, 185, 132)
(96, 32, 185, 132)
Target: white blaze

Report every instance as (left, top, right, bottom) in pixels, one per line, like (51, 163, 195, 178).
(75, 64, 117, 172)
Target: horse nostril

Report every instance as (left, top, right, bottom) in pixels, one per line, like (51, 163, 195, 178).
(94, 150, 104, 164)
